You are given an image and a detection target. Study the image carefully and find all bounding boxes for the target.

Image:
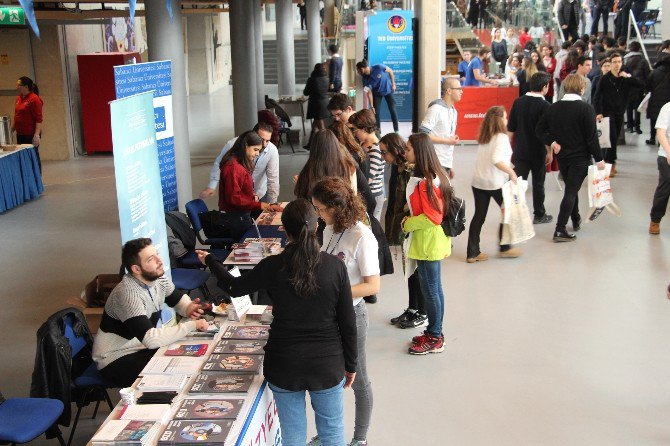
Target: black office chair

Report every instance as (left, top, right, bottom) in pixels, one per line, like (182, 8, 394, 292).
(265, 96, 295, 153)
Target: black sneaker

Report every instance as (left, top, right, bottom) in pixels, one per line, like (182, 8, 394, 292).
(553, 230, 576, 242)
(390, 309, 414, 325)
(572, 217, 582, 231)
(646, 138, 657, 146)
(399, 313, 428, 329)
(364, 295, 377, 304)
(533, 214, 553, 224)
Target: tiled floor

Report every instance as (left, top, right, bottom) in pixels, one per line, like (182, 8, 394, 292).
(2, 96, 670, 445)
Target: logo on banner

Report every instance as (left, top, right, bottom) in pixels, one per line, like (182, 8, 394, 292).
(154, 106, 167, 132)
(387, 15, 406, 33)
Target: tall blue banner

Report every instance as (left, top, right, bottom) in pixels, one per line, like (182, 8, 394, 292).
(110, 91, 171, 281)
(114, 61, 178, 211)
(367, 10, 414, 122)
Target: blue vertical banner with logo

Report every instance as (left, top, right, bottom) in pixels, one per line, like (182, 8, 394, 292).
(367, 10, 414, 122)
(114, 61, 178, 211)
(110, 91, 172, 281)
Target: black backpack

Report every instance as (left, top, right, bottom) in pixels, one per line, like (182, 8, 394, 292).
(441, 193, 466, 238)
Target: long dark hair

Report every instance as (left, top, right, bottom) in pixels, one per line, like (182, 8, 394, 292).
(379, 132, 407, 168)
(280, 199, 321, 298)
(294, 130, 357, 199)
(220, 130, 262, 172)
(407, 133, 452, 216)
(18, 76, 39, 96)
(329, 120, 366, 164)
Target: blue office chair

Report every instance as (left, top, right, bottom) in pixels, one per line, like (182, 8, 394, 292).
(0, 391, 65, 446)
(185, 199, 234, 249)
(63, 316, 115, 446)
(172, 268, 212, 301)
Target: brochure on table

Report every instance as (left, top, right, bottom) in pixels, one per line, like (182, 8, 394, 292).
(88, 317, 280, 446)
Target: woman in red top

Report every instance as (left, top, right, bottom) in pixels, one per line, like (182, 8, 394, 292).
(13, 76, 43, 171)
(218, 130, 283, 213)
(541, 44, 557, 102)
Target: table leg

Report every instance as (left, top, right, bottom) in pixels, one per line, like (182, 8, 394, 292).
(300, 102, 306, 136)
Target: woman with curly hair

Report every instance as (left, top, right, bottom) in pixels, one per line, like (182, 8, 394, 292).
(381, 133, 428, 330)
(311, 177, 380, 446)
(349, 109, 386, 222)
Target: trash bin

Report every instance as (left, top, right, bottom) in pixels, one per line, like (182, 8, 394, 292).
(0, 116, 11, 145)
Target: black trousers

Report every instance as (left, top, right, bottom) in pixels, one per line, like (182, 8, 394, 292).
(650, 156, 670, 223)
(605, 114, 624, 164)
(407, 270, 426, 314)
(466, 187, 511, 258)
(372, 93, 399, 132)
(590, 5, 610, 35)
(650, 116, 658, 142)
(556, 159, 589, 231)
(626, 91, 644, 130)
(99, 349, 157, 388)
(563, 26, 579, 42)
(300, 15, 306, 29)
(513, 157, 547, 217)
(17, 134, 41, 172)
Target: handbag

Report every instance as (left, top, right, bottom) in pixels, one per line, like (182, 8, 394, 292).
(596, 117, 611, 149)
(637, 92, 650, 114)
(199, 211, 253, 241)
(441, 177, 466, 237)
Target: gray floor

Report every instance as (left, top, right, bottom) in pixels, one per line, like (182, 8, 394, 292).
(2, 97, 670, 445)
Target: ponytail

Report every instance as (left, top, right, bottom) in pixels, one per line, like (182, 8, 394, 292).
(18, 76, 39, 96)
(280, 199, 321, 298)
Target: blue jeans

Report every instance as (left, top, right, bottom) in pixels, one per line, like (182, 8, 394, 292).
(268, 378, 346, 446)
(416, 260, 445, 337)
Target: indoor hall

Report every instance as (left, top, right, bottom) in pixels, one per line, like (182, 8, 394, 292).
(1, 105, 669, 443)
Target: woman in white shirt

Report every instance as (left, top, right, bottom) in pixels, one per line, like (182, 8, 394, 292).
(466, 106, 521, 263)
(311, 176, 380, 446)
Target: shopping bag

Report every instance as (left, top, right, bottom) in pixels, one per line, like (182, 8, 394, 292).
(587, 163, 614, 208)
(596, 117, 611, 149)
(501, 179, 535, 245)
(637, 92, 650, 114)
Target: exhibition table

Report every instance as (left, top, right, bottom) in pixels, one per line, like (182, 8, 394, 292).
(0, 145, 44, 213)
(223, 211, 288, 268)
(88, 318, 281, 446)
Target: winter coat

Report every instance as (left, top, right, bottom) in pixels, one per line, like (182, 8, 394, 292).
(30, 308, 95, 438)
(557, 0, 580, 28)
(623, 51, 651, 98)
(303, 74, 330, 120)
(647, 53, 670, 119)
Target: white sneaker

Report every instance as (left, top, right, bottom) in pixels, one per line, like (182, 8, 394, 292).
(349, 440, 368, 446)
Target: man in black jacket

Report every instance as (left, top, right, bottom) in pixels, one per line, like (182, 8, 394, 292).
(508, 72, 553, 224)
(537, 74, 606, 242)
(593, 51, 639, 176)
(558, 0, 581, 42)
(590, 0, 613, 36)
(646, 42, 670, 145)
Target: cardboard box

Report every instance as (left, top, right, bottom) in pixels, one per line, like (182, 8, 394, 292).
(67, 274, 121, 333)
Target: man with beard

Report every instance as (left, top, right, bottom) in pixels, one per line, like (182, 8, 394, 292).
(93, 238, 209, 387)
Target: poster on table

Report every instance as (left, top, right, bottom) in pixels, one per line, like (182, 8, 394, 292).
(367, 10, 414, 122)
(114, 60, 178, 211)
(110, 91, 172, 284)
(236, 382, 281, 446)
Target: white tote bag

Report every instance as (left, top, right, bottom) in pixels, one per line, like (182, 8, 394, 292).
(501, 179, 535, 245)
(597, 117, 611, 149)
(587, 163, 614, 209)
(637, 92, 651, 114)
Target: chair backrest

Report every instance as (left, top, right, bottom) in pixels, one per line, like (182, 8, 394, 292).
(63, 314, 87, 358)
(185, 199, 209, 233)
(265, 96, 292, 126)
(648, 9, 660, 22)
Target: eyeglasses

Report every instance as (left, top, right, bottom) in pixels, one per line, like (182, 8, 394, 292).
(449, 87, 463, 91)
(331, 111, 344, 118)
(313, 204, 328, 213)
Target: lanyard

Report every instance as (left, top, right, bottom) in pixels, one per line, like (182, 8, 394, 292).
(325, 230, 346, 255)
(145, 285, 163, 327)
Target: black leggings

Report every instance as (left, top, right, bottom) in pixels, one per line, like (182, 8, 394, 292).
(466, 187, 510, 259)
(99, 349, 157, 388)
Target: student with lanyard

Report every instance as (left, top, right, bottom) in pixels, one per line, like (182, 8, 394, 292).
(197, 200, 357, 446)
(311, 177, 380, 446)
(93, 238, 208, 387)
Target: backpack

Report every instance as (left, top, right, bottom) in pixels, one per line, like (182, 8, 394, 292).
(441, 180, 467, 237)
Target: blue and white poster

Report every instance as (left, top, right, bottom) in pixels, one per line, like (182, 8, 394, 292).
(114, 60, 178, 211)
(367, 10, 414, 122)
(110, 91, 171, 281)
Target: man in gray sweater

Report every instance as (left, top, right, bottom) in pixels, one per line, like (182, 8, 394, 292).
(93, 238, 208, 387)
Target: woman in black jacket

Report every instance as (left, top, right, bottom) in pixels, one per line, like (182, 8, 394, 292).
(197, 200, 357, 446)
(304, 63, 330, 149)
(646, 47, 670, 145)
